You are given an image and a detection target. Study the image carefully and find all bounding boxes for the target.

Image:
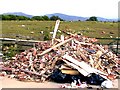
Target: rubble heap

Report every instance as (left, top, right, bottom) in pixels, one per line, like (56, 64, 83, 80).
(1, 34, 119, 80)
(0, 20, 119, 88)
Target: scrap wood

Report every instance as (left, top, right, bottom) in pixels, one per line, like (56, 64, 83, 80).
(62, 54, 108, 78)
(75, 50, 89, 62)
(89, 55, 94, 67)
(96, 45, 117, 65)
(62, 54, 94, 74)
(59, 64, 73, 70)
(95, 59, 102, 69)
(54, 38, 61, 42)
(74, 39, 92, 46)
(60, 29, 76, 36)
(63, 60, 90, 76)
(61, 34, 65, 42)
(61, 69, 79, 75)
(96, 45, 112, 58)
(48, 57, 60, 70)
(96, 50, 103, 58)
(38, 37, 73, 56)
(52, 20, 60, 44)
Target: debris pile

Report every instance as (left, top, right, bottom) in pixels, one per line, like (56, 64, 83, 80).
(0, 20, 119, 88)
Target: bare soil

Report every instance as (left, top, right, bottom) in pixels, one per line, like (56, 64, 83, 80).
(0, 76, 119, 89)
(0, 76, 61, 88)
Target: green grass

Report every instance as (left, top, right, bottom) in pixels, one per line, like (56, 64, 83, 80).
(2, 21, 118, 43)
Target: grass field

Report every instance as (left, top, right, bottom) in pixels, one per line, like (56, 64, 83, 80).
(1, 21, 119, 58)
(1, 21, 118, 44)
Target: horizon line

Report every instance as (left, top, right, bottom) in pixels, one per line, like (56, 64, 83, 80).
(0, 12, 118, 19)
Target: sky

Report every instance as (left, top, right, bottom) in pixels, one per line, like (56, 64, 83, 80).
(0, 0, 119, 19)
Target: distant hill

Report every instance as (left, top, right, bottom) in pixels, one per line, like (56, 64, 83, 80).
(3, 12, 33, 18)
(46, 13, 117, 21)
(97, 17, 117, 22)
(46, 13, 87, 21)
(2, 12, 117, 21)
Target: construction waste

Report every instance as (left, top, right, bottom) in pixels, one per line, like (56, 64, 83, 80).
(0, 20, 120, 89)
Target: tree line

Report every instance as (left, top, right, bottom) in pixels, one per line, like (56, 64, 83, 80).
(0, 14, 98, 21)
(0, 14, 64, 21)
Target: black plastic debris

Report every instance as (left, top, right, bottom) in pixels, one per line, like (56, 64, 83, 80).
(49, 69, 84, 83)
(86, 73, 106, 85)
(50, 69, 106, 85)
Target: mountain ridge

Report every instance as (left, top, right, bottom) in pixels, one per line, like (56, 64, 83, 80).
(46, 13, 88, 21)
(2, 12, 117, 21)
(46, 13, 117, 21)
(3, 12, 33, 18)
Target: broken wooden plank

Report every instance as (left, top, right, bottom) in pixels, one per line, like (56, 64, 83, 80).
(74, 39, 92, 45)
(59, 64, 73, 70)
(38, 37, 73, 56)
(75, 50, 89, 62)
(61, 34, 64, 42)
(89, 55, 94, 67)
(63, 54, 94, 73)
(61, 69, 79, 75)
(52, 20, 60, 44)
(63, 60, 90, 76)
(62, 54, 108, 77)
(96, 45, 109, 57)
(95, 59, 102, 69)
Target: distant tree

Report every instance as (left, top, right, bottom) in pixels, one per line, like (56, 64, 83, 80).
(17, 16, 30, 20)
(8, 15, 17, 20)
(112, 21, 116, 23)
(50, 15, 64, 21)
(86, 16, 98, 21)
(42, 15, 50, 21)
(1, 14, 65, 21)
(0, 15, 1, 20)
(2, 15, 11, 20)
(1, 15, 30, 20)
(31, 16, 44, 21)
